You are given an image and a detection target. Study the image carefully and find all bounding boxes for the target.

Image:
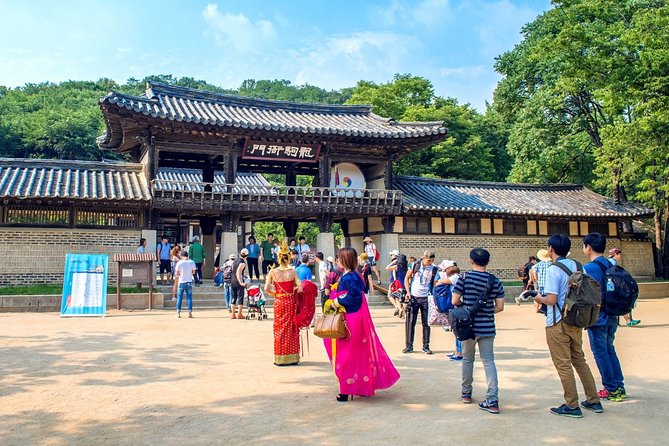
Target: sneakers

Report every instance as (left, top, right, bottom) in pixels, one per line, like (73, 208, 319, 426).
(598, 388, 610, 399)
(580, 401, 604, 413)
(449, 354, 463, 361)
(626, 319, 641, 326)
(422, 346, 433, 355)
(550, 404, 583, 418)
(402, 346, 413, 353)
(479, 400, 500, 414)
(607, 388, 625, 402)
(461, 393, 472, 404)
(515, 296, 522, 306)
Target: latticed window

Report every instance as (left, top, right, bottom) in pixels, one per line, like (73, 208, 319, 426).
(404, 217, 431, 234)
(5, 206, 69, 225)
(548, 221, 570, 235)
(75, 209, 142, 228)
(505, 219, 528, 236)
(588, 222, 609, 236)
(456, 218, 480, 234)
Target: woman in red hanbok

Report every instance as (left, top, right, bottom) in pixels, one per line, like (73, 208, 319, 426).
(265, 242, 302, 366)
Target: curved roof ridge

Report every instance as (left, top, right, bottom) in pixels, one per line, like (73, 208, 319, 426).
(0, 157, 144, 172)
(394, 175, 583, 190)
(146, 81, 373, 115)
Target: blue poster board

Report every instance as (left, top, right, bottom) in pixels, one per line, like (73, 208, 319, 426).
(61, 253, 108, 317)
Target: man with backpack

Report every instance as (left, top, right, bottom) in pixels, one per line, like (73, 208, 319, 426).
(582, 233, 628, 402)
(451, 248, 505, 414)
(221, 254, 236, 311)
(403, 250, 438, 355)
(534, 234, 602, 418)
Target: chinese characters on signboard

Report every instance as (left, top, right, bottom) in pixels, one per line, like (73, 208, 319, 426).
(242, 140, 320, 163)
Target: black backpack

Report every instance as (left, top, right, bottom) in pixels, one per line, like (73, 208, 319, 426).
(448, 274, 495, 341)
(594, 260, 639, 316)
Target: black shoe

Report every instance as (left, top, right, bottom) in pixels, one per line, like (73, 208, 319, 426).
(580, 401, 604, 413)
(336, 393, 350, 402)
(422, 346, 433, 355)
(550, 404, 583, 418)
(402, 346, 413, 353)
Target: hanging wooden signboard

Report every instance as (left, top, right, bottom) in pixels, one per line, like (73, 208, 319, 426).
(242, 139, 320, 163)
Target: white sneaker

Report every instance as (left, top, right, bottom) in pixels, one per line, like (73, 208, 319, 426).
(515, 296, 521, 306)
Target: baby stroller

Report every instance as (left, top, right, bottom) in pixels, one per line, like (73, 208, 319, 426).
(246, 285, 268, 320)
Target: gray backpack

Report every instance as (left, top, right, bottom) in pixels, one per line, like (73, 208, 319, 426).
(551, 261, 601, 328)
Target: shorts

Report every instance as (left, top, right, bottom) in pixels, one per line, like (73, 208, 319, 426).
(369, 259, 377, 267)
(231, 285, 245, 305)
(159, 259, 171, 274)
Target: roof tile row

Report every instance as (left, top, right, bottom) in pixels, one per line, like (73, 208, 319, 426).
(99, 82, 447, 140)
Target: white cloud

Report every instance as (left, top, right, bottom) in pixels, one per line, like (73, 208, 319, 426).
(439, 65, 486, 78)
(371, 0, 453, 29)
(469, 0, 543, 58)
(292, 31, 418, 89)
(202, 4, 276, 53)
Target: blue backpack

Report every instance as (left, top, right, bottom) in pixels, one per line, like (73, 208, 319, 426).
(433, 284, 454, 313)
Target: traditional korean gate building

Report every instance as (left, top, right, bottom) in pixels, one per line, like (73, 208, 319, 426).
(0, 82, 654, 286)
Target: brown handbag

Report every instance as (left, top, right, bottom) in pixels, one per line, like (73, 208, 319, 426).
(313, 311, 348, 339)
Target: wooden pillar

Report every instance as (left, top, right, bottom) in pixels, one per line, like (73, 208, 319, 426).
(283, 220, 298, 240)
(319, 145, 330, 188)
(225, 143, 240, 184)
(385, 156, 394, 190)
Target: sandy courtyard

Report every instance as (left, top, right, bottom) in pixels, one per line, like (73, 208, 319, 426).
(1, 299, 668, 446)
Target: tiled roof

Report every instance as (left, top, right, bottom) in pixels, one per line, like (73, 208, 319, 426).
(394, 176, 653, 219)
(99, 82, 447, 140)
(113, 253, 157, 262)
(0, 158, 151, 202)
(154, 168, 272, 193)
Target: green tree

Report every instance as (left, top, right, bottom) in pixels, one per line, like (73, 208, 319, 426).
(493, 0, 669, 277)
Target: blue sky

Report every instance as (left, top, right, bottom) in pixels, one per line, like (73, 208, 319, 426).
(0, 0, 551, 111)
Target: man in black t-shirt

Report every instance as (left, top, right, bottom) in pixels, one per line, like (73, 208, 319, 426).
(452, 248, 505, 414)
(230, 248, 249, 319)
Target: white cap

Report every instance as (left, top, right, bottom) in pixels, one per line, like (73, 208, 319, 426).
(240, 248, 249, 256)
(438, 259, 456, 270)
(389, 249, 400, 257)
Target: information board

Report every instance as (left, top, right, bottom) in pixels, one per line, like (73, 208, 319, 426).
(61, 253, 108, 317)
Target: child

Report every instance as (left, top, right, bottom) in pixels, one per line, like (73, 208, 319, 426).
(436, 262, 462, 360)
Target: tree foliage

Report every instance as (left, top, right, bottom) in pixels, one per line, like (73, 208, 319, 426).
(493, 0, 669, 277)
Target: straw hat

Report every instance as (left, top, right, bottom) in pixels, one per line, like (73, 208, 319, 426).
(363, 236, 373, 242)
(326, 256, 335, 263)
(536, 249, 551, 262)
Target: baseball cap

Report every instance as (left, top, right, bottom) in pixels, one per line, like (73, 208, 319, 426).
(438, 259, 456, 270)
(389, 249, 400, 257)
(228, 254, 236, 260)
(240, 248, 249, 256)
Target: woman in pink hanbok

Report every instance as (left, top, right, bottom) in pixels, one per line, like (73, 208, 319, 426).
(324, 247, 400, 402)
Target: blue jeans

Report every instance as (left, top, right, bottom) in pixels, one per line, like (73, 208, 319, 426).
(223, 283, 232, 308)
(455, 338, 462, 354)
(462, 336, 498, 401)
(588, 315, 624, 391)
(176, 282, 193, 313)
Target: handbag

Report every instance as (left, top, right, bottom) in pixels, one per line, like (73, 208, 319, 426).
(313, 309, 348, 339)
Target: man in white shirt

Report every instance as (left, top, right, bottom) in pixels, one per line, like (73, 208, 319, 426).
(403, 250, 438, 354)
(174, 250, 197, 319)
(534, 234, 602, 417)
(296, 236, 311, 257)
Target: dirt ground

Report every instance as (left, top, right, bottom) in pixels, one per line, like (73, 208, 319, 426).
(1, 299, 668, 446)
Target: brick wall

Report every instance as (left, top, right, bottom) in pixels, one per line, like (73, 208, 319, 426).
(0, 228, 142, 286)
(398, 234, 655, 279)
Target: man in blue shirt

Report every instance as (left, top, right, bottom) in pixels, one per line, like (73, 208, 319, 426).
(296, 254, 312, 282)
(535, 234, 602, 418)
(582, 232, 627, 402)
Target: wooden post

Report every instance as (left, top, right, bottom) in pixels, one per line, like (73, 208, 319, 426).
(116, 261, 121, 310)
(148, 260, 153, 310)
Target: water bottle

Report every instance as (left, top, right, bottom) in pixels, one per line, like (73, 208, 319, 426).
(606, 277, 615, 292)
